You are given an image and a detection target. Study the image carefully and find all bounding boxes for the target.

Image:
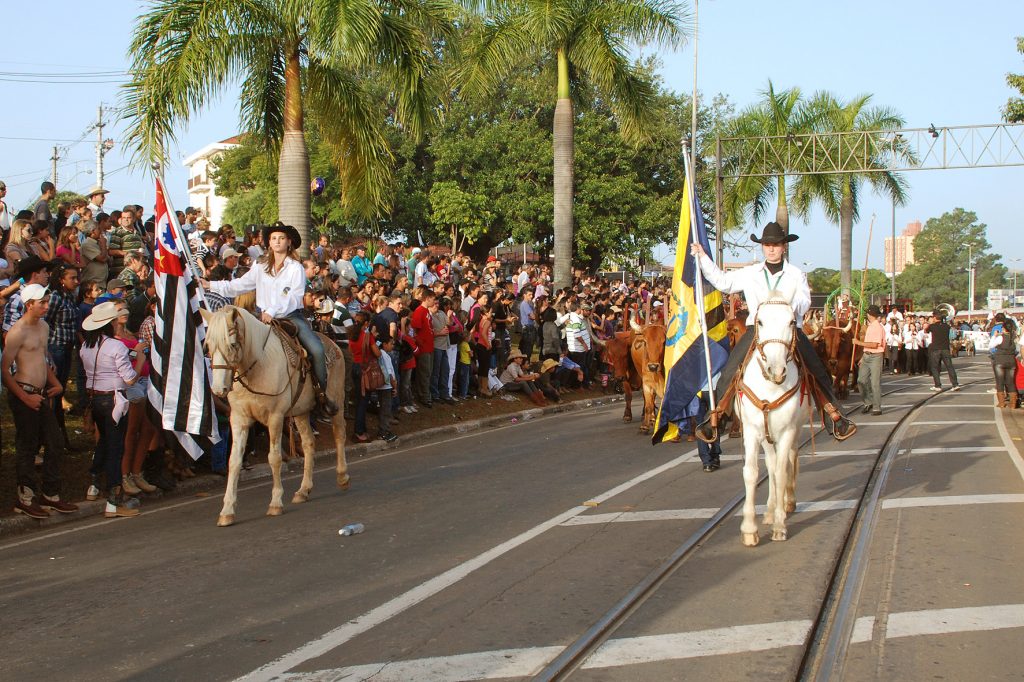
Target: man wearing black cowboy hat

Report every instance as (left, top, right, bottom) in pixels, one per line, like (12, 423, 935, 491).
(690, 221, 857, 441)
(201, 222, 339, 416)
(924, 307, 960, 392)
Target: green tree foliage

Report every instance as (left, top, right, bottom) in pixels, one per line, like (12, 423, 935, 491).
(47, 190, 86, 213)
(428, 181, 493, 252)
(896, 208, 1006, 311)
(1004, 36, 1024, 123)
(806, 267, 891, 299)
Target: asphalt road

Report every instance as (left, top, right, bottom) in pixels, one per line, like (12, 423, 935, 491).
(1, 357, 1022, 681)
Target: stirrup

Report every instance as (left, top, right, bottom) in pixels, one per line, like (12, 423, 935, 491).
(695, 414, 719, 444)
(317, 392, 339, 416)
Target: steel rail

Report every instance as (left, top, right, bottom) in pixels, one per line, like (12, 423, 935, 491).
(797, 373, 988, 681)
(535, 369, 982, 681)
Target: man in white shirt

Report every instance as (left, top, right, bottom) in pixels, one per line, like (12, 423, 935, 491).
(86, 186, 109, 217)
(691, 222, 855, 441)
(0, 180, 11, 233)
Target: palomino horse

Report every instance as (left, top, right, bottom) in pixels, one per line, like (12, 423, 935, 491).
(735, 294, 802, 546)
(201, 306, 348, 526)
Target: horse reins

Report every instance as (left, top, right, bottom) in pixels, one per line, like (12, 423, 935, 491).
(210, 318, 306, 403)
(741, 299, 801, 444)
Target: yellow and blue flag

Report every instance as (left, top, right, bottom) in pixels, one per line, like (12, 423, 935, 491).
(652, 171, 730, 444)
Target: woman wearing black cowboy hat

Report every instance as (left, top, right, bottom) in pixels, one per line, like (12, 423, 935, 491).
(689, 221, 856, 441)
(200, 222, 339, 416)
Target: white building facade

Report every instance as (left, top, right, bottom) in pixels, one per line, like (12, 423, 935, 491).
(182, 136, 240, 230)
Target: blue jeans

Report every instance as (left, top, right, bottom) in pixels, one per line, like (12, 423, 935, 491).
(430, 348, 450, 400)
(456, 362, 472, 398)
(91, 394, 126, 493)
(284, 310, 328, 388)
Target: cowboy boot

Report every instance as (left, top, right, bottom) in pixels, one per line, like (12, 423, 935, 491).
(317, 390, 340, 416)
(996, 391, 1006, 408)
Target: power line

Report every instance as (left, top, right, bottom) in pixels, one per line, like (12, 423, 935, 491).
(0, 77, 126, 84)
(0, 135, 87, 142)
(0, 70, 126, 77)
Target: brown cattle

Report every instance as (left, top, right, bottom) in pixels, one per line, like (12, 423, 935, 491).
(629, 314, 667, 434)
(601, 331, 641, 423)
(819, 317, 862, 399)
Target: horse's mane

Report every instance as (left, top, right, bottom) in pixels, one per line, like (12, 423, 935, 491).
(206, 305, 268, 364)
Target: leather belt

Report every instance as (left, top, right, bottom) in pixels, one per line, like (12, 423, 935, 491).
(88, 389, 116, 396)
(16, 382, 45, 395)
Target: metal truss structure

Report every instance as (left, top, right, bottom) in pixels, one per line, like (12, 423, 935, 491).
(711, 123, 1024, 268)
(716, 123, 1024, 178)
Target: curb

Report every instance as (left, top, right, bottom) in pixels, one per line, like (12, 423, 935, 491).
(0, 394, 624, 540)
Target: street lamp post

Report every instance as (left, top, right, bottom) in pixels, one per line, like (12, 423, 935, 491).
(890, 196, 896, 305)
(1010, 258, 1023, 306)
(966, 244, 974, 313)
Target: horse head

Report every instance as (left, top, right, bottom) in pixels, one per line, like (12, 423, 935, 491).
(753, 295, 796, 385)
(201, 305, 251, 398)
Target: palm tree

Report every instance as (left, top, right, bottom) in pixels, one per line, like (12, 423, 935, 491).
(791, 92, 911, 292)
(722, 81, 815, 240)
(122, 0, 453, 255)
(459, 0, 689, 288)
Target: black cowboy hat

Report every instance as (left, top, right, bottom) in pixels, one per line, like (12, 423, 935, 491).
(261, 222, 301, 250)
(750, 221, 799, 244)
(866, 304, 882, 317)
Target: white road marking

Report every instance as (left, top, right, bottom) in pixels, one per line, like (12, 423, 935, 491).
(881, 494, 1024, 509)
(907, 446, 1006, 454)
(913, 420, 995, 425)
(718, 448, 881, 461)
(805, 422, 900, 427)
(285, 604, 1024, 679)
(237, 448, 699, 681)
(923, 403, 996, 408)
(852, 604, 1024, 643)
(0, 402, 627, 553)
(562, 494, 1024, 526)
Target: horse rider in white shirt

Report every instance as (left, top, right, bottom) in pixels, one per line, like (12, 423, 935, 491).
(201, 223, 339, 416)
(690, 222, 857, 442)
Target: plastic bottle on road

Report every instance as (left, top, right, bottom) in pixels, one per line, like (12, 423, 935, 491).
(338, 523, 365, 536)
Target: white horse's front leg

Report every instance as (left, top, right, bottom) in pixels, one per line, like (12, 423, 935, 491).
(786, 448, 799, 514)
(291, 416, 316, 504)
(740, 412, 761, 547)
(770, 430, 797, 542)
(218, 412, 253, 527)
(266, 414, 285, 516)
(762, 440, 778, 526)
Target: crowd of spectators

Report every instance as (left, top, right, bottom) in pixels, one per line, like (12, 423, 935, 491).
(0, 181, 671, 520)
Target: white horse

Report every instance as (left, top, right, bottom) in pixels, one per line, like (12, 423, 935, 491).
(201, 306, 348, 526)
(735, 294, 802, 546)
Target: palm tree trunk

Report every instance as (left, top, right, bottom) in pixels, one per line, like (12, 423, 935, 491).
(840, 183, 854, 293)
(278, 40, 312, 257)
(553, 48, 574, 290)
(776, 174, 790, 260)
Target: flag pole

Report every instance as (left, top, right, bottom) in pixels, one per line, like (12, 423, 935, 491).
(682, 148, 717, 413)
(154, 172, 209, 308)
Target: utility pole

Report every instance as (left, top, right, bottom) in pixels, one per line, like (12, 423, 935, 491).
(51, 146, 59, 188)
(95, 104, 105, 187)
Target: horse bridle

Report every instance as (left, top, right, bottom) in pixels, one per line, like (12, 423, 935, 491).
(209, 317, 296, 398)
(752, 299, 797, 382)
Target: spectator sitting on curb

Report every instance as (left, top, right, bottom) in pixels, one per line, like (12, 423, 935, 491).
(499, 350, 547, 406)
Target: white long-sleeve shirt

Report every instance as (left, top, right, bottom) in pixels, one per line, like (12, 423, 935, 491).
(209, 257, 305, 318)
(902, 329, 922, 350)
(696, 254, 811, 322)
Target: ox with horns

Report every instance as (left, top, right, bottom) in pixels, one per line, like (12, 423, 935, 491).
(818, 313, 862, 400)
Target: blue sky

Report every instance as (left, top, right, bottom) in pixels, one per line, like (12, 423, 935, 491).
(1, 0, 1022, 272)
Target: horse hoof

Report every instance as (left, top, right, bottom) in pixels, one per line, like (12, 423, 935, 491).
(337, 474, 350, 490)
(266, 506, 284, 517)
(622, 415, 632, 423)
(742, 532, 759, 547)
(216, 515, 234, 527)
(772, 529, 788, 542)
(291, 491, 309, 504)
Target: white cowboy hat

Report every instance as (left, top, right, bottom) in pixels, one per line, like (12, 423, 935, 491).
(221, 247, 241, 259)
(507, 349, 527, 361)
(315, 297, 334, 315)
(82, 301, 128, 330)
(86, 186, 110, 197)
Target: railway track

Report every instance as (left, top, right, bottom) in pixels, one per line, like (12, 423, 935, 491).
(536, 368, 991, 681)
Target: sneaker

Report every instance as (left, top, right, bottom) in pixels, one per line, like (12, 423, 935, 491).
(132, 472, 158, 494)
(86, 484, 101, 501)
(929, 386, 943, 392)
(104, 498, 141, 518)
(871, 409, 883, 416)
(122, 474, 142, 496)
(383, 431, 398, 443)
(402, 405, 415, 414)
(39, 494, 79, 514)
(951, 386, 961, 392)
(410, 404, 419, 413)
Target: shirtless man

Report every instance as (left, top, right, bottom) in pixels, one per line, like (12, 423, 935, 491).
(1, 284, 77, 518)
